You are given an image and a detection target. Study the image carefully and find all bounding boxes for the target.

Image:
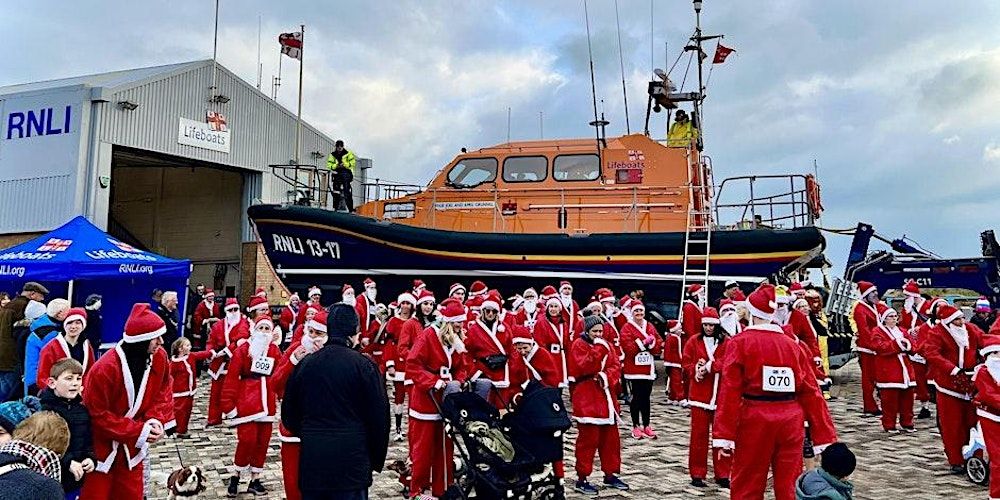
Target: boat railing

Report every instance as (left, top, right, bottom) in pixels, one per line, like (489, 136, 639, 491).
(713, 174, 821, 230)
(362, 178, 423, 204)
(270, 163, 339, 209)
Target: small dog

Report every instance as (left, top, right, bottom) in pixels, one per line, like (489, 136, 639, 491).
(166, 465, 207, 499)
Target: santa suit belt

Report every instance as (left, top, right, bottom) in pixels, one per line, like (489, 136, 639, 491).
(742, 393, 795, 402)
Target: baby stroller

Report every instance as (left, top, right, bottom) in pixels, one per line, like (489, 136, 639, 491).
(432, 382, 571, 499)
(962, 423, 990, 486)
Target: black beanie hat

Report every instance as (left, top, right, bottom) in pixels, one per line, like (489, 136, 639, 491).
(327, 303, 359, 339)
(821, 442, 856, 478)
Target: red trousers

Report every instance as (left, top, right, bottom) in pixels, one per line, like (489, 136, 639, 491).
(574, 423, 621, 479)
(80, 452, 144, 499)
(879, 388, 914, 431)
(393, 381, 409, 404)
(281, 442, 301, 500)
(912, 363, 930, 402)
(207, 378, 225, 425)
(234, 421, 273, 473)
(173, 396, 194, 434)
(859, 353, 880, 412)
(731, 400, 804, 500)
(937, 394, 977, 466)
(408, 418, 454, 497)
(689, 407, 731, 480)
(980, 417, 1000, 499)
(665, 367, 684, 401)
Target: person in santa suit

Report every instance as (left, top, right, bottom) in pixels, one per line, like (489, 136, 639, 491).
(448, 282, 467, 303)
(568, 314, 629, 495)
(192, 288, 221, 349)
(511, 288, 540, 330)
(468, 280, 488, 300)
(662, 319, 686, 405)
(79, 303, 174, 500)
(278, 293, 301, 346)
(717, 280, 741, 309)
(852, 280, 882, 416)
(899, 280, 925, 333)
(36, 307, 96, 388)
(614, 296, 632, 332)
(272, 310, 328, 500)
(682, 284, 706, 341)
(712, 284, 837, 500)
(589, 289, 625, 401)
(246, 296, 271, 328)
(557, 281, 581, 335)
(360, 303, 391, 374)
(789, 298, 822, 365)
(291, 303, 323, 346)
(683, 307, 731, 488)
(973, 336, 1000, 500)
(924, 302, 984, 474)
(620, 300, 663, 440)
(531, 295, 571, 389)
(870, 305, 917, 433)
(412, 290, 438, 329)
(341, 284, 358, 307)
(513, 334, 560, 388)
(169, 337, 215, 437)
(464, 295, 484, 325)
(789, 282, 806, 301)
(405, 301, 470, 499)
(411, 279, 427, 296)
(295, 286, 323, 327)
(912, 297, 943, 419)
(385, 292, 417, 441)
(718, 299, 743, 337)
(355, 278, 378, 335)
(205, 299, 251, 427)
(467, 294, 522, 408)
(221, 314, 282, 497)
(732, 289, 750, 328)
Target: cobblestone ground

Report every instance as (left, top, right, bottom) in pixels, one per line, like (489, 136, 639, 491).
(147, 361, 983, 499)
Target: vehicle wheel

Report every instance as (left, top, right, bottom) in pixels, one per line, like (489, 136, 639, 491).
(967, 456, 990, 486)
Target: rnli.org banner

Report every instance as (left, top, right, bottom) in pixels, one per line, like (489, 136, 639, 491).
(178, 117, 230, 153)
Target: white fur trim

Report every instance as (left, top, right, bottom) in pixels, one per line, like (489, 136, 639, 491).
(982, 344, 1000, 356)
(701, 317, 720, 325)
(712, 439, 735, 449)
(746, 300, 774, 322)
(123, 325, 166, 343)
(408, 408, 442, 421)
(943, 310, 964, 325)
(441, 313, 467, 323)
(481, 300, 500, 311)
(306, 319, 327, 333)
(511, 336, 533, 344)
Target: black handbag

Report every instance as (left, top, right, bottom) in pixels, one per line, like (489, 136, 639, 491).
(482, 354, 508, 371)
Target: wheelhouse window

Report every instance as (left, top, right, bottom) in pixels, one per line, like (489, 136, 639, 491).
(502, 156, 547, 183)
(553, 154, 600, 181)
(447, 158, 497, 187)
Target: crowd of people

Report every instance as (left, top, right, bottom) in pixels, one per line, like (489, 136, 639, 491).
(0, 275, 999, 499)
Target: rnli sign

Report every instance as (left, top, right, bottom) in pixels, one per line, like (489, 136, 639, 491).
(5, 106, 73, 140)
(178, 117, 230, 153)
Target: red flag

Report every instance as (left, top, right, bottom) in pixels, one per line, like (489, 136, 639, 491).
(279, 32, 303, 60)
(713, 44, 735, 64)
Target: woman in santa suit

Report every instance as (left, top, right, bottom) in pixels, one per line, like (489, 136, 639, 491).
(973, 336, 1000, 500)
(205, 298, 250, 427)
(531, 296, 571, 389)
(466, 294, 520, 408)
(405, 301, 470, 499)
(682, 307, 731, 488)
(620, 300, 663, 440)
(36, 307, 96, 388)
(662, 319, 686, 405)
(360, 303, 391, 373)
(272, 311, 328, 500)
(221, 314, 282, 497)
(870, 306, 917, 433)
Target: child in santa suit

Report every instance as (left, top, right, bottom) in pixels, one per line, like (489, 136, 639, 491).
(620, 300, 663, 440)
(273, 310, 329, 500)
(973, 336, 1000, 500)
(221, 314, 282, 497)
(568, 314, 629, 495)
(870, 306, 917, 433)
(80, 304, 174, 500)
(168, 337, 215, 437)
(36, 307, 96, 388)
(206, 298, 250, 426)
(662, 319, 686, 405)
(682, 307, 732, 488)
(385, 292, 418, 441)
(405, 301, 470, 499)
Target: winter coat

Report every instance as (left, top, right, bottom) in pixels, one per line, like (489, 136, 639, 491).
(405, 326, 471, 420)
(24, 316, 61, 394)
(795, 468, 854, 500)
(531, 316, 571, 387)
(39, 388, 95, 492)
(567, 335, 620, 425)
(0, 451, 63, 500)
(681, 300, 703, 342)
(851, 301, 880, 354)
(682, 334, 728, 411)
(281, 341, 390, 493)
(619, 319, 663, 380)
(220, 342, 281, 426)
(0, 296, 30, 371)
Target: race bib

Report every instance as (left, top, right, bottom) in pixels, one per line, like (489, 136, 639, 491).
(762, 365, 795, 393)
(549, 344, 561, 354)
(251, 356, 275, 376)
(635, 351, 653, 366)
(439, 366, 452, 380)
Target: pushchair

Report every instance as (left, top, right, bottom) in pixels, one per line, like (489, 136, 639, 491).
(432, 381, 571, 499)
(962, 423, 990, 486)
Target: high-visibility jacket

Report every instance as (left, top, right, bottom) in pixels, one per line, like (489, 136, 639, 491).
(326, 150, 356, 172)
(667, 121, 698, 147)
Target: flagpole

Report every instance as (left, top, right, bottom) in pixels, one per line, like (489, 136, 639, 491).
(210, 0, 220, 99)
(295, 24, 304, 164)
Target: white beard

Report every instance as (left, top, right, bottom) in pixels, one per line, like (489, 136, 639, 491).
(249, 330, 270, 359)
(903, 296, 915, 314)
(721, 312, 739, 336)
(946, 323, 970, 350)
(225, 312, 240, 324)
(365, 289, 377, 302)
(774, 307, 791, 326)
(987, 358, 1000, 383)
(342, 294, 357, 307)
(560, 294, 573, 310)
(523, 299, 538, 315)
(604, 304, 617, 317)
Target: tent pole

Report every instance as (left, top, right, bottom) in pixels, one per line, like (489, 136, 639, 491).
(179, 275, 192, 339)
(67, 280, 74, 304)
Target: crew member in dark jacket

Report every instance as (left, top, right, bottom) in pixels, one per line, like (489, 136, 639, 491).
(83, 295, 103, 354)
(282, 303, 390, 500)
(155, 291, 181, 348)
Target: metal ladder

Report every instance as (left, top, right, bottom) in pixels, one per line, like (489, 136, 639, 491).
(678, 147, 714, 307)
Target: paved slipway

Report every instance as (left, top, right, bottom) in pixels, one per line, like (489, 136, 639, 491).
(146, 362, 981, 499)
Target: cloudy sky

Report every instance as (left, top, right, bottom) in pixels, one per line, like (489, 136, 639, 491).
(4, 0, 1000, 272)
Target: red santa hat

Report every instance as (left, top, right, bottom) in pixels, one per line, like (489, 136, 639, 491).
(247, 296, 269, 313)
(540, 285, 558, 300)
(936, 303, 964, 325)
(306, 303, 324, 314)
(789, 282, 805, 296)
(630, 300, 646, 313)
(701, 307, 720, 324)
(397, 292, 417, 307)
(342, 284, 355, 296)
(792, 297, 809, 311)
(595, 288, 615, 303)
(687, 283, 704, 296)
(363, 278, 376, 289)
(747, 284, 777, 321)
(877, 302, 897, 322)
(719, 299, 736, 314)
(667, 319, 682, 333)
(618, 295, 633, 310)
(522, 287, 538, 298)
(308, 286, 322, 298)
(254, 287, 267, 299)
(559, 280, 573, 293)
(252, 314, 273, 331)
(203, 288, 215, 299)
(980, 335, 1000, 357)
(449, 283, 466, 296)
(469, 280, 488, 297)
(63, 307, 88, 330)
(412, 279, 426, 293)
(731, 289, 747, 303)
(585, 296, 601, 311)
(465, 295, 484, 312)
(416, 289, 436, 306)
(902, 280, 921, 298)
(439, 301, 467, 324)
(481, 291, 503, 312)
(856, 281, 877, 299)
(307, 311, 328, 333)
(224, 297, 240, 311)
(122, 303, 166, 343)
(544, 295, 563, 309)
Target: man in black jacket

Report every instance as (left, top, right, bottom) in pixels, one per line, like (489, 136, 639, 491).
(155, 291, 181, 348)
(282, 303, 390, 500)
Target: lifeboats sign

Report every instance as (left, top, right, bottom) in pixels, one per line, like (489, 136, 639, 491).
(178, 117, 230, 153)
(433, 201, 496, 211)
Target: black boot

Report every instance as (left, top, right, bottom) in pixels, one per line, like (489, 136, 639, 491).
(917, 406, 932, 419)
(248, 478, 267, 495)
(226, 476, 239, 497)
(690, 478, 707, 487)
(715, 478, 731, 488)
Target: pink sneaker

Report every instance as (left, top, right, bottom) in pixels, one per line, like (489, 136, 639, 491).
(631, 427, 644, 440)
(642, 426, 658, 439)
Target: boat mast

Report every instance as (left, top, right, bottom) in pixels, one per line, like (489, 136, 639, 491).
(694, 0, 704, 151)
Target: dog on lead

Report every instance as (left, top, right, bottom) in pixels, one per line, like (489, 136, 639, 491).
(166, 465, 207, 499)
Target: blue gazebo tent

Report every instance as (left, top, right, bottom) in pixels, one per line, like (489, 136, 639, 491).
(0, 216, 192, 347)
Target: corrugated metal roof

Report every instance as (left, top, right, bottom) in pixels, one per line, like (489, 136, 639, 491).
(0, 61, 206, 97)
